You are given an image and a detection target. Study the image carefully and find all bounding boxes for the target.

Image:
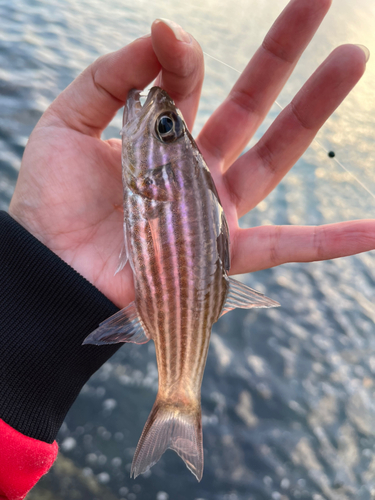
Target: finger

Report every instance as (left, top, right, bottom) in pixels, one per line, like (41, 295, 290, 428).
(230, 221, 375, 275)
(198, 0, 332, 171)
(226, 44, 368, 218)
(41, 21, 204, 138)
(152, 19, 204, 131)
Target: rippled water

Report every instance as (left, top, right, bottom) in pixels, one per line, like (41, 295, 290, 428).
(1, 0, 375, 499)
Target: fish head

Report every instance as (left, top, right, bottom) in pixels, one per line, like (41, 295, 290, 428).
(121, 87, 189, 201)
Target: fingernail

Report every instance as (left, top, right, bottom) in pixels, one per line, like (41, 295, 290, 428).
(355, 44, 370, 63)
(155, 18, 191, 43)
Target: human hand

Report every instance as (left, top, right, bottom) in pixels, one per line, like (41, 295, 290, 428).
(9, 0, 374, 312)
(9, 19, 204, 308)
(196, 0, 374, 277)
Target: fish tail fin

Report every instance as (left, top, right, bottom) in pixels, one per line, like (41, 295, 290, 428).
(131, 395, 203, 481)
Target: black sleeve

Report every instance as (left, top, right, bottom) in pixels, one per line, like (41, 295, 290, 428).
(0, 211, 122, 444)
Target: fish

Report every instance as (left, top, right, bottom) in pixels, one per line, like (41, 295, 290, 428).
(83, 86, 279, 481)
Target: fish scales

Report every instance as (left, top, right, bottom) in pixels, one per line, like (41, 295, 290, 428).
(83, 86, 279, 481)
(125, 129, 224, 396)
(132, 168, 217, 391)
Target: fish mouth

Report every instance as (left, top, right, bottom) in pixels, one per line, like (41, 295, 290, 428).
(122, 89, 142, 126)
(122, 87, 174, 128)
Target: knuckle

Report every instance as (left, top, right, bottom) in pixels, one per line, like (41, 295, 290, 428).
(229, 89, 258, 116)
(262, 35, 294, 64)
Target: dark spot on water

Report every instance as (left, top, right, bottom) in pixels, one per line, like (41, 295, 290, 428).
(328, 151, 335, 158)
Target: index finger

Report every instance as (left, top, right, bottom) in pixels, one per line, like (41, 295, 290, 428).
(152, 19, 204, 131)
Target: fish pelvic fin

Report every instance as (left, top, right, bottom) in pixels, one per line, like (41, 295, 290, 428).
(82, 301, 150, 345)
(131, 396, 203, 481)
(220, 277, 280, 317)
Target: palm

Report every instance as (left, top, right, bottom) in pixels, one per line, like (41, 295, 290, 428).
(14, 126, 134, 306)
(9, 3, 375, 311)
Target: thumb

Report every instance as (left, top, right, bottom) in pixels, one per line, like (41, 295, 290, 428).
(40, 36, 160, 137)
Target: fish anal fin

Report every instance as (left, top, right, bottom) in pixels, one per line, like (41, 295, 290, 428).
(220, 277, 280, 317)
(131, 397, 203, 481)
(82, 301, 150, 346)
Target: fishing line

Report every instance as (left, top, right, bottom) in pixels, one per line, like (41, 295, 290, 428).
(203, 50, 375, 201)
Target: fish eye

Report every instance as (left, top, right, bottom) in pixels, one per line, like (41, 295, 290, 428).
(156, 112, 184, 143)
(159, 116, 173, 134)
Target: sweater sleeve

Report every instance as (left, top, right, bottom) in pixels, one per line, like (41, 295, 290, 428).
(0, 211, 123, 499)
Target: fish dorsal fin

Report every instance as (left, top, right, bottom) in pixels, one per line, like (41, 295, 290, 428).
(217, 212, 230, 271)
(82, 301, 150, 345)
(220, 277, 280, 317)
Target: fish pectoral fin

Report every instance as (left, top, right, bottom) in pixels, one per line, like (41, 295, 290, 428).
(82, 301, 150, 345)
(131, 397, 203, 481)
(114, 244, 128, 275)
(220, 277, 280, 317)
(114, 222, 130, 276)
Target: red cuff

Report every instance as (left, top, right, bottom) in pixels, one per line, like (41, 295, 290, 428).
(0, 419, 58, 500)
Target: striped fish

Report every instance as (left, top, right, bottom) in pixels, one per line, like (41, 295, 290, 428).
(83, 87, 279, 481)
